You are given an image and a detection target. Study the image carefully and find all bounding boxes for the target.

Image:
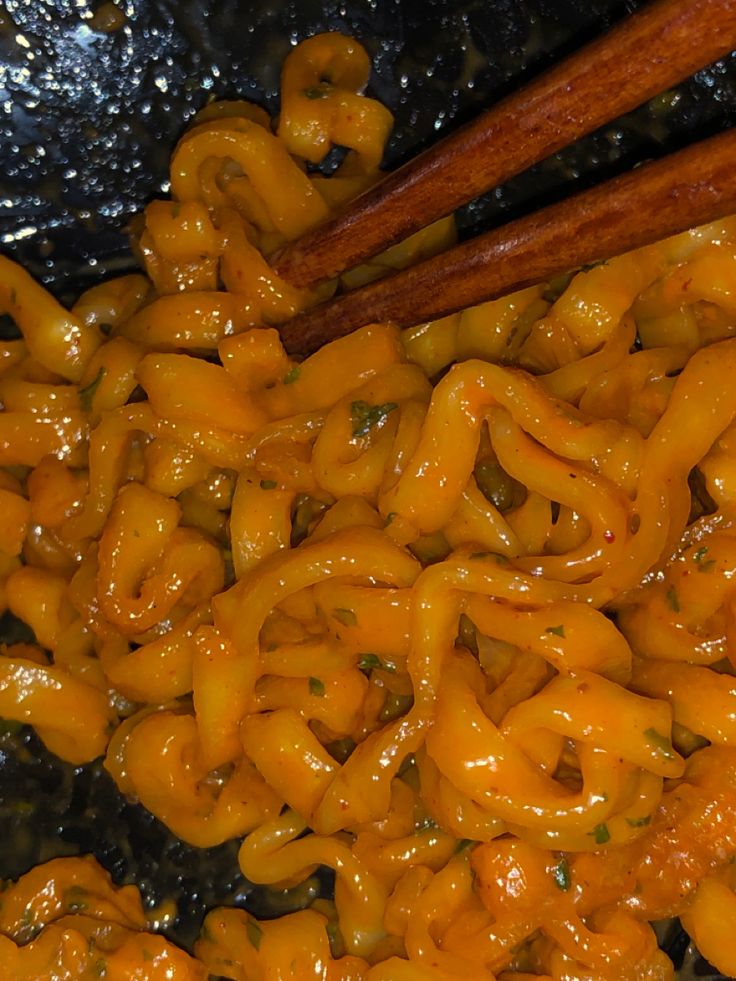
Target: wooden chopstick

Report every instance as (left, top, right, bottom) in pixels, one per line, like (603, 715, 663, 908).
(274, 0, 736, 290)
(277, 128, 736, 355)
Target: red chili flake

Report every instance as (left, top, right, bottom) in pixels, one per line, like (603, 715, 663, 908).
(604, 530, 616, 543)
(682, 277, 693, 291)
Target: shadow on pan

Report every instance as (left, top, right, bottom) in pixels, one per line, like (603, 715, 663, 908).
(0, 0, 735, 975)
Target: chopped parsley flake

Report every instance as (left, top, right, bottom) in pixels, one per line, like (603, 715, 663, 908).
(552, 856, 571, 891)
(665, 585, 680, 612)
(350, 400, 398, 438)
(626, 815, 652, 828)
(332, 607, 357, 627)
(283, 365, 301, 384)
(303, 83, 333, 99)
(590, 823, 611, 845)
(246, 918, 263, 950)
(358, 653, 394, 673)
(65, 885, 88, 912)
(545, 624, 566, 638)
(309, 677, 326, 697)
(259, 479, 277, 490)
(692, 545, 715, 572)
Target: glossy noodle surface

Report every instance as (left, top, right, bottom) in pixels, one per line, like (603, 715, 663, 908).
(2, 32, 736, 981)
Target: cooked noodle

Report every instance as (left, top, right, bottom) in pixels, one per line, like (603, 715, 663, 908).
(1, 31, 736, 981)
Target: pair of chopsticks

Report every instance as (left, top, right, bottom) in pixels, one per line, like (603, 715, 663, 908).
(274, 0, 736, 355)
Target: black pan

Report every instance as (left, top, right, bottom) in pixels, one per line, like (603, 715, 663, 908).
(0, 1, 734, 977)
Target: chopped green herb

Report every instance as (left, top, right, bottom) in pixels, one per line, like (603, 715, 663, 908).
(545, 624, 566, 638)
(552, 856, 571, 891)
(691, 545, 717, 571)
(665, 585, 680, 612)
(626, 815, 652, 828)
(454, 838, 473, 853)
(92, 958, 107, 978)
(332, 607, 357, 627)
(358, 653, 395, 673)
(246, 918, 264, 950)
(415, 815, 439, 832)
(65, 885, 88, 912)
(590, 823, 611, 845)
(350, 400, 398, 438)
(78, 367, 106, 412)
(303, 83, 332, 99)
(643, 726, 675, 760)
(384, 512, 397, 526)
(259, 479, 278, 490)
(309, 677, 326, 697)
(283, 365, 301, 385)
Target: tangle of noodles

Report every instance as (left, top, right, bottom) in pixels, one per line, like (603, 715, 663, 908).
(3, 31, 736, 981)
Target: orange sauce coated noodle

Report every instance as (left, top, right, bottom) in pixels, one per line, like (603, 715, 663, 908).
(2, 30, 736, 981)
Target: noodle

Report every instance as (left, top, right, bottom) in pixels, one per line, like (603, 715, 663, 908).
(1, 30, 736, 981)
